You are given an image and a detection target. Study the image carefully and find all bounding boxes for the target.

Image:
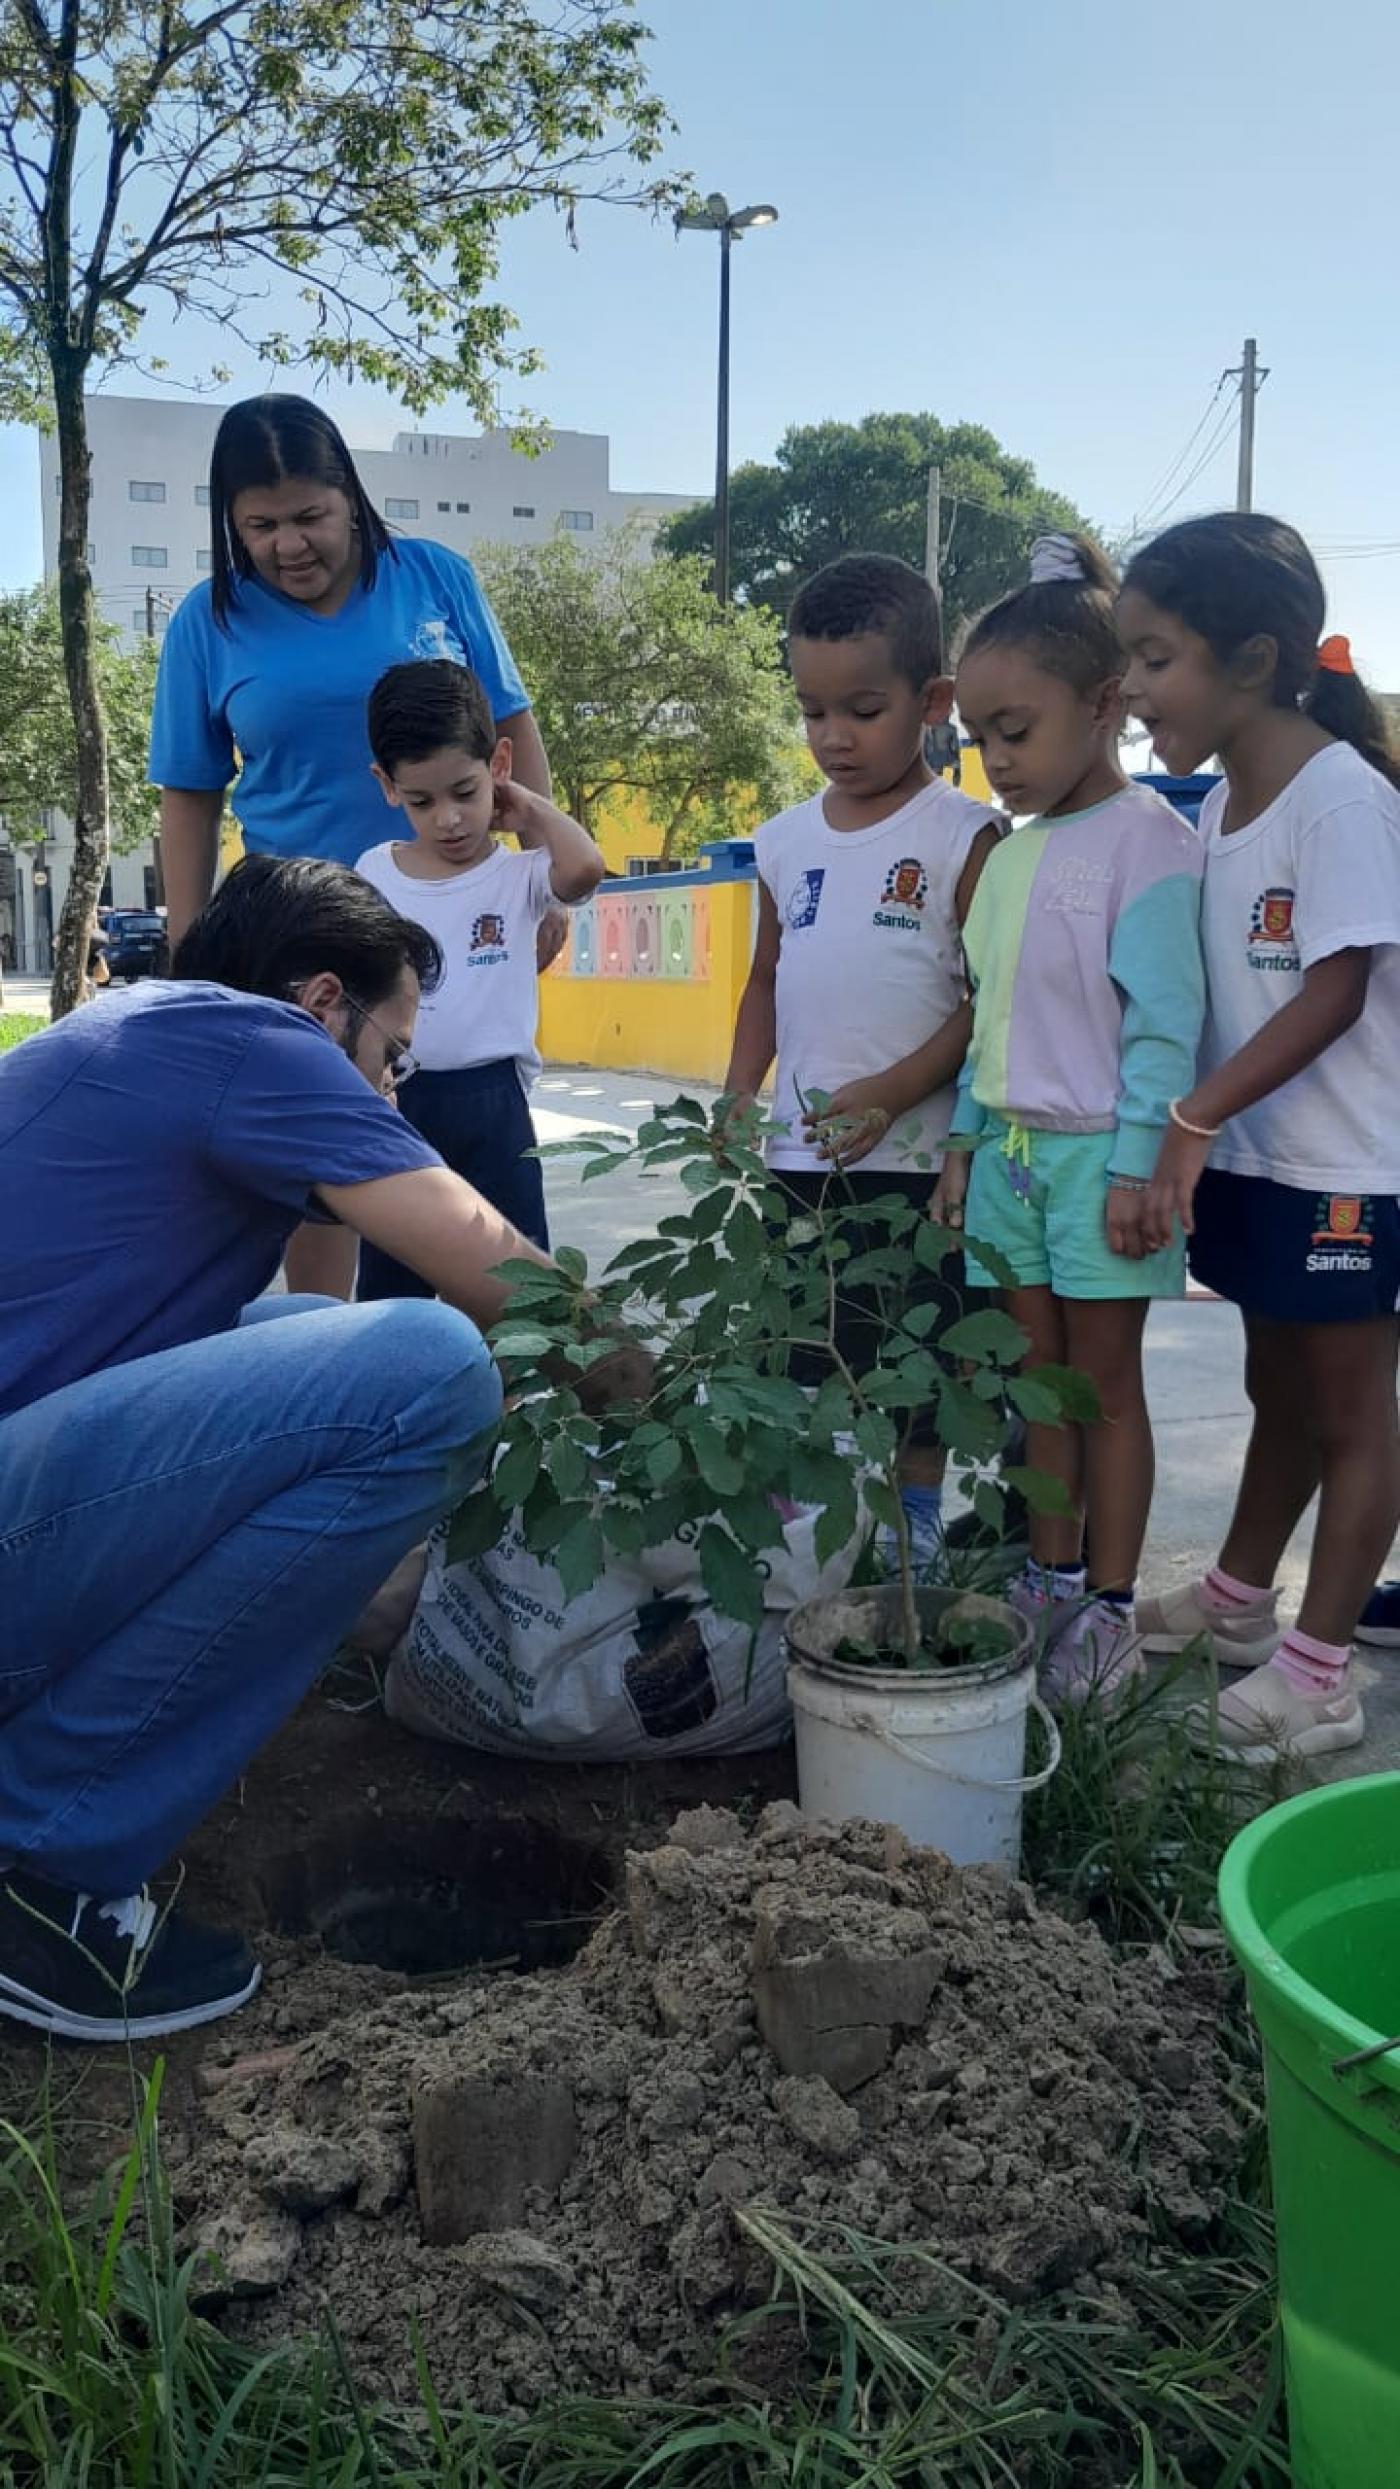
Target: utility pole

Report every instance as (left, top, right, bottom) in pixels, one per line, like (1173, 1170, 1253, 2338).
(1226, 337, 1267, 513)
(715, 220, 732, 606)
(924, 465, 942, 597)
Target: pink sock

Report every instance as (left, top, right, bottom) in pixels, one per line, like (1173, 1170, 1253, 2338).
(1272, 1628, 1351, 1695)
(1204, 1563, 1274, 1612)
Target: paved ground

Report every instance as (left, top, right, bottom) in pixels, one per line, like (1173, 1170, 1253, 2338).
(2, 975, 51, 1016)
(535, 1064, 1400, 1783)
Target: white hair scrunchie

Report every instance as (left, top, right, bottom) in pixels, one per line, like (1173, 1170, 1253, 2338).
(1028, 533, 1085, 586)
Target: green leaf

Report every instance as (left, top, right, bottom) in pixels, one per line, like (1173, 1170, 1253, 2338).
(973, 1480, 1008, 1531)
(913, 1220, 957, 1273)
(814, 1486, 859, 1568)
(854, 1409, 897, 1465)
(553, 1245, 589, 1283)
(937, 1378, 1008, 1459)
(601, 1502, 647, 1557)
(940, 1308, 1029, 1365)
(725, 1489, 790, 1555)
(445, 1491, 506, 1565)
(692, 1425, 744, 1498)
(490, 1326, 557, 1361)
(681, 1157, 718, 1196)
(645, 1437, 684, 1489)
(1030, 1363, 1103, 1423)
(494, 1433, 542, 1506)
(547, 1435, 591, 1498)
(862, 1476, 901, 1529)
(553, 1515, 606, 1600)
(1008, 1373, 1070, 1425)
(1004, 1463, 1077, 1516)
(698, 1525, 765, 1630)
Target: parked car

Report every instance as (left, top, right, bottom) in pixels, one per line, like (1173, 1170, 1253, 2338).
(103, 909, 169, 981)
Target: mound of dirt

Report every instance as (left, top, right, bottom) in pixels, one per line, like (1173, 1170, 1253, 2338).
(184, 1804, 1238, 2412)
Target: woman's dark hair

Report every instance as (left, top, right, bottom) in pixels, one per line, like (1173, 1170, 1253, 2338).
(788, 554, 943, 686)
(208, 395, 392, 629)
(172, 854, 442, 1007)
(958, 533, 1121, 694)
(1122, 512, 1400, 788)
(368, 659, 497, 776)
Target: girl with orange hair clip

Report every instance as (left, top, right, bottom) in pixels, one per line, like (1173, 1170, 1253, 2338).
(1117, 512, 1400, 1764)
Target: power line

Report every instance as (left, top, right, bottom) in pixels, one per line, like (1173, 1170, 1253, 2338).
(1129, 376, 1229, 536)
(1120, 386, 1242, 546)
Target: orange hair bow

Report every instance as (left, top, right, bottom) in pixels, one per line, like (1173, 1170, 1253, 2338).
(1316, 635, 1354, 675)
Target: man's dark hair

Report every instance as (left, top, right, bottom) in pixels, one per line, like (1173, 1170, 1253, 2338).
(368, 658, 497, 776)
(172, 854, 443, 1007)
(787, 554, 943, 687)
(207, 394, 393, 629)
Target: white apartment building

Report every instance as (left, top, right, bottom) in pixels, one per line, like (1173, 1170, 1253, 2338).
(7, 397, 694, 968)
(39, 395, 694, 649)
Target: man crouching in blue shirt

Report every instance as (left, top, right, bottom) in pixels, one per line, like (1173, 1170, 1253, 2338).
(0, 855, 634, 2043)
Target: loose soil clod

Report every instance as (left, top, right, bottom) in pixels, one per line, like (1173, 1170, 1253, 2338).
(176, 1802, 1241, 2416)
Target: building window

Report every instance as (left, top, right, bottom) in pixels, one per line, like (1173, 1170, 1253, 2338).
(129, 480, 166, 503)
(512, 505, 536, 519)
(437, 500, 451, 512)
(561, 510, 595, 533)
(196, 549, 212, 572)
(131, 545, 168, 568)
(456, 500, 471, 513)
(195, 484, 211, 507)
(384, 496, 419, 520)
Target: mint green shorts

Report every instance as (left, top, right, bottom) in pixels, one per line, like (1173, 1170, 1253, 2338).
(963, 1121, 1186, 1301)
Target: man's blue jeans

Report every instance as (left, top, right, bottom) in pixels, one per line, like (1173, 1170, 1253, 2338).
(0, 1297, 501, 1896)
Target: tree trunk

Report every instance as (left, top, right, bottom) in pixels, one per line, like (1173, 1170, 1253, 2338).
(49, 352, 110, 1020)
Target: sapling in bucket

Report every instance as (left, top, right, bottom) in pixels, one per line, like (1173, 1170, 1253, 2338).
(447, 1096, 1084, 1850)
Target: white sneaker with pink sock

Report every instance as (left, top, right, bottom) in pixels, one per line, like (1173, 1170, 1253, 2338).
(1197, 1626, 1365, 1764)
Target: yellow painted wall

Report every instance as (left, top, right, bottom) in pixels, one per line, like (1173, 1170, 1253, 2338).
(538, 879, 754, 1087)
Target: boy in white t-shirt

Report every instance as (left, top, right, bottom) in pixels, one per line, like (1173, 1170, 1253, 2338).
(726, 554, 1002, 1562)
(355, 659, 605, 1296)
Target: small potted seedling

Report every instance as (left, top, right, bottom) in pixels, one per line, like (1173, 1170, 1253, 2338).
(448, 1097, 1087, 1859)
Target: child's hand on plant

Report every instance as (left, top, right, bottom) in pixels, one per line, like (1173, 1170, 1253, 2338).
(803, 1077, 893, 1166)
(929, 1148, 969, 1229)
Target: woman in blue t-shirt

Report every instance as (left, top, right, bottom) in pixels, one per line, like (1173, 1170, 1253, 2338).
(150, 393, 552, 948)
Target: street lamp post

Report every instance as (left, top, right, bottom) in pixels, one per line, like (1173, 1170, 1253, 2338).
(675, 192, 778, 605)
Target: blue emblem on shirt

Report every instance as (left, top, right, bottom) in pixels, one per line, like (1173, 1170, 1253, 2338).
(786, 868, 825, 930)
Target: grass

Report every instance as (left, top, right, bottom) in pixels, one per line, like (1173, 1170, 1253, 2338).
(0, 1665, 1294, 2487)
(0, 1011, 45, 1052)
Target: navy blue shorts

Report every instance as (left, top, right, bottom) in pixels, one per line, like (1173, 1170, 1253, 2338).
(1189, 1168, 1400, 1325)
(358, 1057, 549, 1303)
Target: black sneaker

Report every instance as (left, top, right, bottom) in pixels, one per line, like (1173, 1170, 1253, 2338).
(0, 1870, 261, 2041)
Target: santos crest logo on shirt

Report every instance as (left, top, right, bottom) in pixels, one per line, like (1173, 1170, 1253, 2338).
(785, 868, 825, 930)
(1247, 887, 1299, 971)
(1306, 1195, 1375, 1275)
(469, 912, 507, 955)
(873, 856, 928, 930)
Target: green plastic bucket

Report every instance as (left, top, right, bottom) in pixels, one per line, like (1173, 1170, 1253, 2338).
(1219, 1774, 1400, 2487)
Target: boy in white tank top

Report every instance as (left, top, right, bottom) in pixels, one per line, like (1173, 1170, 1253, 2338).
(726, 553, 1002, 1564)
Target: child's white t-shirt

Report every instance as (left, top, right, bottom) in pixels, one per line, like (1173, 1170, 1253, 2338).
(355, 840, 555, 1082)
(753, 777, 998, 1173)
(1198, 742, 1400, 1191)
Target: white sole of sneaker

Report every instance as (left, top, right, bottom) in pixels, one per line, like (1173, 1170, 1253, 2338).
(1356, 1625, 1400, 1648)
(1189, 1706, 1366, 1767)
(0, 1961, 261, 2043)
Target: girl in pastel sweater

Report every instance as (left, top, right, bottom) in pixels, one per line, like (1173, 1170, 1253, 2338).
(932, 535, 1204, 1702)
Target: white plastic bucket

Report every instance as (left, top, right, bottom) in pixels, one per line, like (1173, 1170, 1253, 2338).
(785, 1588, 1059, 1869)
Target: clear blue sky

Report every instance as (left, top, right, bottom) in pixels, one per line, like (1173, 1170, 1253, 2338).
(5, 0, 1400, 673)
